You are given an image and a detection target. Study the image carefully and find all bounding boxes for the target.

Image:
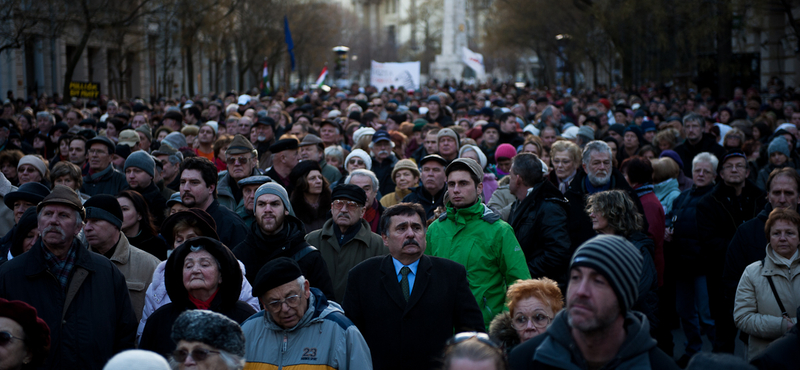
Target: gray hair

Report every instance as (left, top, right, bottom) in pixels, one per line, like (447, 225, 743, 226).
(296, 275, 306, 291)
(581, 140, 613, 165)
(324, 145, 344, 163)
(682, 113, 704, 127)
(36, 111, 54, 123)
(345, 169, 379, 190)
(692, 152, 719, 173)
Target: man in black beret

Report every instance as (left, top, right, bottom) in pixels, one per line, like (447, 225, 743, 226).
(266, 138, 299, 195)
(242, 257, 371, 368)
(81, 136, 128, 196)
(306, 184, 387, 301)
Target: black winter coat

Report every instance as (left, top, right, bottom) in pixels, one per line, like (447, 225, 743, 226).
(508, 180, 570, 287)
(722, 203, 773, 301)
(402, 185, 446, 221)
(668, 184, 715, 274)
(133, 181, 168, 230)
(81, 164, 128, 196)
(204, 199, 249, 249)
(139, 238, 256, 358)
(696, 180, 766, 276)
(372, 154, 399, 196)
(233, 215, 336, 301)
(628, 231, 659, 332)
(564, 168, 648, 253)
(673, 134, 727, 177)
(0, 239, 137, 370)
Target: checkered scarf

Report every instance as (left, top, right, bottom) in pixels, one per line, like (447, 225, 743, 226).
(42, 240, 78, 290)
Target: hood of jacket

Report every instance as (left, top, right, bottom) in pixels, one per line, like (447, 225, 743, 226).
(489, 311, 521, 352)
(654, 178, 679, 196)
(533, 310, 656, 369)
(263, 287, 343, 332)
(164, 238, 243, 312)
(439, 199, 501, 225)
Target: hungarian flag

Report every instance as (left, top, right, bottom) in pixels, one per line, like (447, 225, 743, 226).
(314, 66, 328, 87)
(260, 59, 270, 95)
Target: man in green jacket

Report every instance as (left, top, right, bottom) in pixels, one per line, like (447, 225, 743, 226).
(426, 158, 531, 328)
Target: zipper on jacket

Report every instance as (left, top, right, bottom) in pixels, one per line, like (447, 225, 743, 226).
(281, 334, 287, 354)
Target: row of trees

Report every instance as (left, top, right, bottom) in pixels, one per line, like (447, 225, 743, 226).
(0, 0, 360, 99)
(484, 0, 799, 93)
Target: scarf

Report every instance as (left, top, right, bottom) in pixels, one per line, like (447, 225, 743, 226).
(188, 289, 218, 310)
(558, 171, 576, 194)
(363, 199, 379, 233)
(634, 183, 655, 197)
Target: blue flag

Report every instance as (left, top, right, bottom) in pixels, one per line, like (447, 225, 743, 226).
(284, 16, 295, 71)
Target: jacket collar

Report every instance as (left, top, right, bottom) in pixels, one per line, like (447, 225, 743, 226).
(87, 164, 114, 182)
(108, 232, 130, 265)
(24, 238, 95, 277)
(321, 218, 373, 244)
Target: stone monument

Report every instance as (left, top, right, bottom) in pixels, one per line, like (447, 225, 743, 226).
(429, 0, 467, 81)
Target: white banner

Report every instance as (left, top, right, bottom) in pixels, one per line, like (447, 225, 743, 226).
(370, 61, 421, 91)
(462, 47, 485, 79)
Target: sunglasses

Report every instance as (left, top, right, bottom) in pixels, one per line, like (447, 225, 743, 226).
(226, 156, 251, 165)
(0, 331, 23, 346)
(446, 332, 499, 348)
(332, 199, 361, 210)
(172, 348, 221, 362)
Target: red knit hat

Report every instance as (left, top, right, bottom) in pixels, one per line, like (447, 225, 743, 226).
(0, 298, 50, 366)
(495, 144, 518, 160)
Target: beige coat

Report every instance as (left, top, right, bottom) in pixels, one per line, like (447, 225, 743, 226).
(92, 233, 160, 321)
(734, 245, 800, 360)
(306, 218, 387, 302)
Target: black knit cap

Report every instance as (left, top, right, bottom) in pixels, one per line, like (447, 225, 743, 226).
(252, 257, 303, 298)
(269, 138, 299, 153)
(84, 194, 123, 229)
(331, 183, 367, 206)
(171, 310, 245, 357)
(570, 235, 643, 314)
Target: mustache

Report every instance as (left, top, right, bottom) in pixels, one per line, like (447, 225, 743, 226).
(403, 239, 420, 247)
(378, 150, 390, 156)
(41, 226, 67, 241)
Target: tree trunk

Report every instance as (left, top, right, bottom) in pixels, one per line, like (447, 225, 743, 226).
(716, 3, 733, 99)
(62, 25, 93, 99)
(185, 42, 195, 96)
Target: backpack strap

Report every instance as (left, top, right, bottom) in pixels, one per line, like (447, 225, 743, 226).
(293, 245, 317, 262)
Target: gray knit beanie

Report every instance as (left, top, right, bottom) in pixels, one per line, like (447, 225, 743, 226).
(124, 151, 155, 178)
(768, 136, 791, 158)
(254, 182, 295, 216)
(162, 132, 187, 150)
(570, 235, 643, 313)
(171, 310, 245, 357)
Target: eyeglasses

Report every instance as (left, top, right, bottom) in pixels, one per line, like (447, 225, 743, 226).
(0, 331, 23, 346)
(446, 332, 499, 348)
(226, 156, 251, 165)
(267, 294, 301, 312)
(332, 199, 361, 210)
(172, 348, 221, 362)
(511, 312, 552, 330)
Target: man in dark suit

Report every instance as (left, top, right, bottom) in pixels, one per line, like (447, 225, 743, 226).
(343, 202, 484, 370)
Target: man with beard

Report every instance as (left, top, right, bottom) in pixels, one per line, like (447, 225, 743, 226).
(343, 203, 484, 369)
(426, 158, 530, 328)
(370, 130, 399, 196)
(217, 135, 264, 213)
(696, 149, 765, 354)
(564, 141, 647, 252)
(509, 235, 679, 370)
(233, 182, 335, 300)
(306, 184, 386, 302)
(179, 157, 248, 248)
(254, 117, 276, 171)
(0, 186, 137, 369)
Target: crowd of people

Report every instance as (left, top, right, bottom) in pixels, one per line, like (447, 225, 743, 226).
(0, 81, 797, 370)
